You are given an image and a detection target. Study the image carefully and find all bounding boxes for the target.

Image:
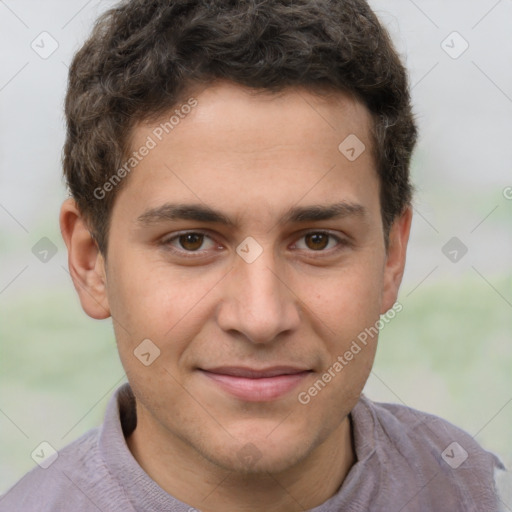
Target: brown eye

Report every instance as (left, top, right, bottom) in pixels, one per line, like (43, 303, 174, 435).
(294, 231, 344, 253)
(162, 231, 220, 258)
(178, 233, 205, 251)
(304, 233, 330, 251)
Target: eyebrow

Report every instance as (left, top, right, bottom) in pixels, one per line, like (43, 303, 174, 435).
(136, 201, 366, 227)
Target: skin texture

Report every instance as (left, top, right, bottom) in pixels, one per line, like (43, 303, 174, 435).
(60, 81, 412, 512)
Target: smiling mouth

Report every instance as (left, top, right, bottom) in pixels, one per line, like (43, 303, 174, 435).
(198, 366, 313, 402)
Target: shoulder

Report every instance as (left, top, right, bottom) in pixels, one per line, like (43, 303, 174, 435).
(0, 427, 117, 512)
(362, 395, 500, 463)
(354, 395, 505, 510)
(359, 394, 504, 469)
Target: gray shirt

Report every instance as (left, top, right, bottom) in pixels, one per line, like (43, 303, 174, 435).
(0, 384, 505, 511)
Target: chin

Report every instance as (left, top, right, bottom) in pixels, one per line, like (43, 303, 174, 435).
(201, 435, 313, 476)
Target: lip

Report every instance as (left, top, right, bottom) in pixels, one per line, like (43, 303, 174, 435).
(198, 366, 312, 402)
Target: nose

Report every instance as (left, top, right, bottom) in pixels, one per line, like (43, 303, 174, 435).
(216, 245, 301, 345)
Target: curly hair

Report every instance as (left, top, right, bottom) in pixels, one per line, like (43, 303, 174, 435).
(63, 0, 418, 254)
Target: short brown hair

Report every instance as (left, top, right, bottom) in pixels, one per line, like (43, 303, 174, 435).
(63, 0, 418, 254)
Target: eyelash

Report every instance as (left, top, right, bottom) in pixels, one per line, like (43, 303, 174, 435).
(160, 230, 349, 259)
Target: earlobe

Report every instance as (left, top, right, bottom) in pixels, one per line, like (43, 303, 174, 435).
(59, 198, 111, 320)
(380, 206, 412, 314)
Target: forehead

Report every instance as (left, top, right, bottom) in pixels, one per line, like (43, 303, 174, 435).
(117, 81, 379, 225)
(137, 81, 373, 152)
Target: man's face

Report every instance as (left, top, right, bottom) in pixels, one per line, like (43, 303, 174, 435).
(89, 82, 408, 473)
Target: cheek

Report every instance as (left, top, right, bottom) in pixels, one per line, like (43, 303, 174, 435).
(305, 258, 385, 337)
(105, 254, 221, 359)
(294, 265, 383, 421)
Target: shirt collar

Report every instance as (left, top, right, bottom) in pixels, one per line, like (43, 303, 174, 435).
(100, 383, 376, 512)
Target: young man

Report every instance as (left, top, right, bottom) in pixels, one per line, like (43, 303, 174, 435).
(0, 0, 505, 510)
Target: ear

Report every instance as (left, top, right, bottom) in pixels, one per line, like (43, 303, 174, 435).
(59, 198, 111, 320)
(380, 206, 412, 314)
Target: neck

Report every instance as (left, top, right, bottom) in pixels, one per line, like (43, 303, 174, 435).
(127, 403, 355, 512)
